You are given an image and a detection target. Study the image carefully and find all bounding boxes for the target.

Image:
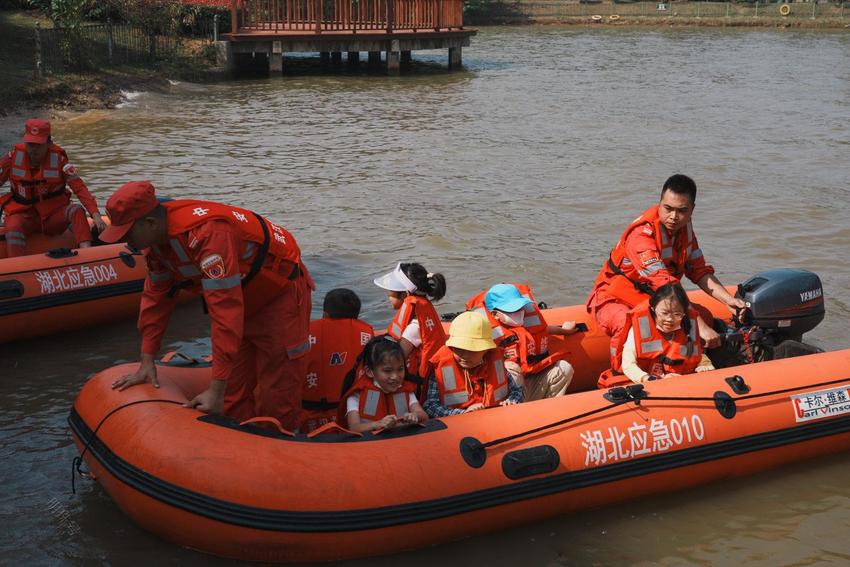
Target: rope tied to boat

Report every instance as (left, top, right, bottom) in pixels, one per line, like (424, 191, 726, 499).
(460, 374, 850, 468)
(72, 398, 182, 494)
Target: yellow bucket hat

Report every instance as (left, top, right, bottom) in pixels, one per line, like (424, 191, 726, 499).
(446, 311, 497, 352)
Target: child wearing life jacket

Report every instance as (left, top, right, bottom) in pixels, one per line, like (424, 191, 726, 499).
(467, 283, 578, 401)
(424, 311, 523, 418)
(373, 262, 447, 396)
(598, 283, 714, 388)
(339, 336, 428, 433)
(300, 288, 374, 433)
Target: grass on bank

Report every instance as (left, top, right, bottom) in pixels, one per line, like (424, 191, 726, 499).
(0, 10, 217, 116)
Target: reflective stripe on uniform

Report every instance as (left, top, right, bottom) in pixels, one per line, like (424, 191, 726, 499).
(170, 239, 191, 262)
(65, 203, 82, 222)
(390, 323, 403, 338)
(641, 340, 663, 354)
(524, 315, 542, 327)
(661, 246, 673, 259)
(493, 385, 508, 402)
(13, 151, 24, 166)
(242, 241, 257, 261)
(639, 262, 664, 277)
(660, 228, 669, 246)
(689, 247, 703, 260)
(441, 365, 457, 391)
(688, 319, 698, 341)
(201, 274, 240, 289)
(179, 264, 201, 277)
(443, 391, 469, 407)
(493, 359, 505, 384)
(150, 271, 173, 283)
(392, 393, 409, 415)
(680, 344, 693, 357)
(686, 223, 693, 243)
(637, 316, 651, 339)
(43, 169, 60, 179)
(287, 338, 311, 358)
(397, 302, 409, 326)
(492, 326, 504, 339)
(362, 389, 380, 417)
(11, 168, 26, 177)
(49, 152, 58, 169)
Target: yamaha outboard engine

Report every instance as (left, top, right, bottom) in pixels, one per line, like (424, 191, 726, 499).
(738, 268, 825, 343)
(708, 268, 824, 368)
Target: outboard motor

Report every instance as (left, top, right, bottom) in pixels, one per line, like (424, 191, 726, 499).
(708, 268, 825, 368)
(738, 268, 825, 343)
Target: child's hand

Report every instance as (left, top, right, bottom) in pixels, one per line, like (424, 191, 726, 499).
(375, 415, 398, 430)
(464, 403, 485, 413)
(400, 412, 420, 424)
(499, 399, 518, 406)
(561, 321, 578, 335)
(662, 372, 682, 379)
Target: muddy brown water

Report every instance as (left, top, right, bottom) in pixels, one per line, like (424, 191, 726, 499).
(1, 26, 849, 565)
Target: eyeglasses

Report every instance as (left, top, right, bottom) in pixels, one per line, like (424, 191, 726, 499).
(653, 309, 685, 320)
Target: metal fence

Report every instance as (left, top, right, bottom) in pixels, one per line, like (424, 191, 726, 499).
(35, 17, 220, 73)
(501, 0, 847, 21)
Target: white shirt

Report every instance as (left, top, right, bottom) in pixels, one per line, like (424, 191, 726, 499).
(401, 319, 422, 348)
(346, 390, 421, 415)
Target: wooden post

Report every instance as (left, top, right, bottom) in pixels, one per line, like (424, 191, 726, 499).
(331, 51, 342, 65)
(387, 40, 400, 74)
(315, 0, 323, 33)
(368, 51, 381, 66)
(448, 46, 461, 69)
(213, 14, 219, 42)
(231, 0, 238, 34)
(387, 0, 395, 33)
(270, 41, 283, 73)
(107, 18, 114, 63)
(34, 21, 42, 78)
(320, 51, 331, 65)
(401, 50, 411, 64)
(348, 51, 360, 65)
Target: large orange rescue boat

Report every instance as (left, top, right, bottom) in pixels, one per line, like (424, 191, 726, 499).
(69, 270, 841, 563)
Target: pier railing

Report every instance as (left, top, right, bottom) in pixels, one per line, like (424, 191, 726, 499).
(230, 0, 465, 34)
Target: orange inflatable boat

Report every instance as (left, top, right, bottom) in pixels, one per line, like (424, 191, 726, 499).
(0, 226, 146, 343)
(70, 274, 843, 563)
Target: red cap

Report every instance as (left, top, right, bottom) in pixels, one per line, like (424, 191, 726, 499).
(100, 181, 158, 243)
(23, 119, 51, 144)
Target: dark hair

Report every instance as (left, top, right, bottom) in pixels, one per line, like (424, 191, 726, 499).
(323, 288, 361, 319)
(340, 336, 406, 396)
(661, 174, 697, 205)
(400, 262, 446, 301)
(649, 283, 692, 335)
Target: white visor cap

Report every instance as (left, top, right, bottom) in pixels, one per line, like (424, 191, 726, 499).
(373, 263, 417, 292)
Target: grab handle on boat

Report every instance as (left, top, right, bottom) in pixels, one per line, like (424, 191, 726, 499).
(307, 422, 362, 438)
(725, 375, 751, 395)
(239, 417, 295, 436)
(502, 445, 560, 480)
(460, 436, 487, 468)
(603, 384, 647, 405)
(47, 247, 77, 259)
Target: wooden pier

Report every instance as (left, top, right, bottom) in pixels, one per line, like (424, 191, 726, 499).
(219, 0, 476, 74)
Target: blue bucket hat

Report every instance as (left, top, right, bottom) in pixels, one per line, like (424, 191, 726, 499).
(485, 284, 533, 313)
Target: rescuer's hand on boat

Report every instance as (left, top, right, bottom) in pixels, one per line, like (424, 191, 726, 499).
(464, 403, 486, 413)
(92, 215, 107, 235)
(112, 354, 159, 390)
(183, 379, 226, 415)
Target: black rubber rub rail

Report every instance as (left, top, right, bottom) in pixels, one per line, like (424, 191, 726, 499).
(68, 407, 850, 534)
(0, 279, 144, 316)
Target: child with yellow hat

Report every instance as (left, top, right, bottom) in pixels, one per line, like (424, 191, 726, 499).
(423, 311, 523, 418)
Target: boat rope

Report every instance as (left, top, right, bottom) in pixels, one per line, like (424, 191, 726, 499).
(477, 375, 850, 453)
(71, 398, 182, 494)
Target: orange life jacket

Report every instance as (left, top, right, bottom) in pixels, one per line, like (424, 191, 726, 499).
(386, 294, 447, 385)
(337, 369, 418, 424)
(301, 317, 374, 432)
(466, 283, 565, 374)
(589, 205, 701, 309)
(598, 300, 703, 388)
(156, 199, 313, 312)
(430, 345, 509, 411)
(5, 144, 71, 216)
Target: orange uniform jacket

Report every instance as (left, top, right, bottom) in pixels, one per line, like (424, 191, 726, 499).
(467, 283, 567, 375)
(302, 317, 374, 430)
(138, 200, 312, 382)
(0, 143, 98, 218)
(587, 205, 715, 312)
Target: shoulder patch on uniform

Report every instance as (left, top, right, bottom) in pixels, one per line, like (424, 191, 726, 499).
(642, 225, 654, 236)
(62, 163, 77, 176)
(200, 254, 226, 279)
(638, 250, 660, 266)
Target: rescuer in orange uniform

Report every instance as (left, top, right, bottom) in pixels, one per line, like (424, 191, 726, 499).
(586, 174, 745, 349)
(105, 181, 313, 430)
(0, 119, 106, 256)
